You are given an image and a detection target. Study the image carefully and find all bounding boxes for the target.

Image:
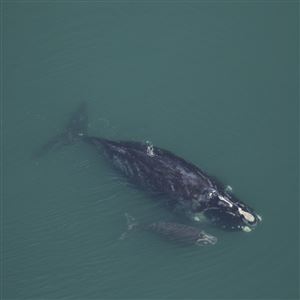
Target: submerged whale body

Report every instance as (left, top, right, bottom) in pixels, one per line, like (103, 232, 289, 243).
(38, 102, 262, 232)
(122, 213, 217, 246)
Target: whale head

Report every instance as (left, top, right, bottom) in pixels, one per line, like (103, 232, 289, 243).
(195, 188, 262, 232)
(195, 231, 218, 246)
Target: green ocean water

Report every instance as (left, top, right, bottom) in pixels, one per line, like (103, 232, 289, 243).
(2, 2, 299, 299)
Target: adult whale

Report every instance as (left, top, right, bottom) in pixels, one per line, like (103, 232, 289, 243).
(37, 102, 262, 232)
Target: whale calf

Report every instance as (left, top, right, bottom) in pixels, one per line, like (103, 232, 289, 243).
(37, 102, 262, 232)
(121, 213, 217, 246)
(146, 221, 217, 245)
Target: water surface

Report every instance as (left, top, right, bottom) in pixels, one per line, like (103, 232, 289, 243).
(3, 2, 299, 299)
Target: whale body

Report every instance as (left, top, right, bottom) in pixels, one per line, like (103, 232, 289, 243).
(37, 102, 262, 232)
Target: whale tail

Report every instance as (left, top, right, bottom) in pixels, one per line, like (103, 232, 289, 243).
(119, 213, 138, 240)
(35, 102, 88, 157)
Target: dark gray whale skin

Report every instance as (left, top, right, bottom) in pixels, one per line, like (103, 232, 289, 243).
(87, 136, 261, 232)
(37, 102, 262, 232)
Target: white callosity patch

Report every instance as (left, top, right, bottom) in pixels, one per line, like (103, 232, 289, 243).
(218, 194, 256, 223)
(146, 140, 155, 157)
(225, 185, 233, 194)
(207, 190, 217, 199)
(238, 207, 255, 222)
(217, 194, 233, 207)
(242, 226, 252, 232)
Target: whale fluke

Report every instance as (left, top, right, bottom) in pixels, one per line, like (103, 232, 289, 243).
(34, 102, 88, 157)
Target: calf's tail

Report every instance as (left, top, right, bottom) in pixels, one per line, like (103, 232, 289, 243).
(119, 213, 138, 240)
